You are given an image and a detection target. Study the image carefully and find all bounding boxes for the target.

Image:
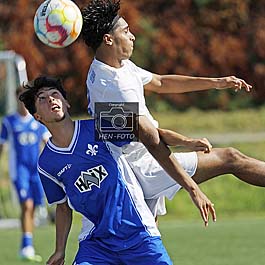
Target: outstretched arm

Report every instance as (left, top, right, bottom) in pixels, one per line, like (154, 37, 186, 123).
(138, 116, 216, 226)
(46, 201, 73, 265)
(157, 128, 212, 153)
(145, 74, 251, 93)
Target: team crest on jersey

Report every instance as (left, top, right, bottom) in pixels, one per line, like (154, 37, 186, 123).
(74, 165, 108, 193)
(86, 144, 98, 156)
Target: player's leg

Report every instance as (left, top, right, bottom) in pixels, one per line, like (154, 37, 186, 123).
(120, 236, 173, 265)
(32, 177, 48, 226)
(20, 199, 37, 259)
(124, 146, 197, 218)
(192, 147, 265, 186)
(21, 199, 34, 241)
(124, 146, 196, 200)
(14, 181, 36, 260)
(14, 167, 42, 262)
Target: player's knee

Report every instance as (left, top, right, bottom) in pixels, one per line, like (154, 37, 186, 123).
(22, 199, 34, 213)
(223, 147, 247, 169)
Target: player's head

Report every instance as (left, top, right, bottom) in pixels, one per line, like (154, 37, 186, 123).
(81, 0, 121, 51)
(19, 76, 67, 116)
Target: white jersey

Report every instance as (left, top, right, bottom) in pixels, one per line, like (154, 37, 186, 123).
(87, 58, 158, 128)
(86, 58, 198, 215)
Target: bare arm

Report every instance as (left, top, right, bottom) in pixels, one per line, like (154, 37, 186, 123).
(144, 74, 252, 93)
(138, 116, 216, 226)
(157, 128, 212, 153)
(46, 201, 73, 265)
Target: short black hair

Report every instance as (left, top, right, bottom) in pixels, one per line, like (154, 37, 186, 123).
(19, 76, 67, 115)
(81, 0, 120, 51)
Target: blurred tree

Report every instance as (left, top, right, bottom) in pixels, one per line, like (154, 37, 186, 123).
(0, 0, 264, 113)
(136, 0, 265, 110)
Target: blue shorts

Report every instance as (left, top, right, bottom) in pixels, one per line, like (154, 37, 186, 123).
(74, 236, 172, 265)
(13, 165, 44, 205)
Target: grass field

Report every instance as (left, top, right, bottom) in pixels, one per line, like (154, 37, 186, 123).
(0, 216, 265, 264)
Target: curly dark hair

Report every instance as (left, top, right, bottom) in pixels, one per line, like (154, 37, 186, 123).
(81, 0, 121, 52)
(19, 76, 67, 115)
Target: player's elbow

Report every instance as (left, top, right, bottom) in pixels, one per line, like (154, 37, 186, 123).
(138, 116, 161, 147)
(139, 127, 161, 148)
(143, 132, 161, 148)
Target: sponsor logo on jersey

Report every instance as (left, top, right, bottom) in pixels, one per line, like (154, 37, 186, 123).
(86, 144, 98, 156)
(57, 164, 72, 177)
(74, 165, 108, 193)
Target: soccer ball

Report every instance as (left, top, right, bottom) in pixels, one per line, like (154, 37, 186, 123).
(34, 0, 83, 48)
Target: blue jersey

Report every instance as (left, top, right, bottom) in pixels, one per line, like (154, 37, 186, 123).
(0, 113, 49, 182)
(38, 119, 160, 251)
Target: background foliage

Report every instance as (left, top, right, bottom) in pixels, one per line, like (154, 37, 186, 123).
(0, 0, 264, 114)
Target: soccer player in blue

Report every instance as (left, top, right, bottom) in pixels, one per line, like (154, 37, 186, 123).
(0, 86, 49, 262)
(19, 76, 216, 265)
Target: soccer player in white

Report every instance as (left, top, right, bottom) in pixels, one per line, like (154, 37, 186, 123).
(19, 76, 215, 265)
(81, 0, 265, 218)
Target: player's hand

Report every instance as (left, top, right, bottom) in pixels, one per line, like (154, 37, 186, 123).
(186, 137, 212, 153)
(46, 251, 65, 265)
(189, 188, 216, 227)
(216, 76, 252, 92)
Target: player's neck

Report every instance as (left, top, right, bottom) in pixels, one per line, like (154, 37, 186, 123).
(17, 103, 29, 117)
(95, 50, 123, 68)
(49, 118, 75, 148)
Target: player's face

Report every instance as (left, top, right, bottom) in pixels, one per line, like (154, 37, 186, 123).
(111, 18, 135, 60)
(34, 87, 69, 124)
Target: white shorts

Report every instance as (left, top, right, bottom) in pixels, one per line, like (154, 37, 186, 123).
(123, 143, 198, 216)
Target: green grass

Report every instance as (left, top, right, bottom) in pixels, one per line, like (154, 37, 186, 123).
(151, 107, 265, 134)
(0, 216, 265, 264)
(160, 217, 265, 265)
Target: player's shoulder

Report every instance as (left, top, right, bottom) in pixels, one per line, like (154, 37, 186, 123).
(77, 119, 96, 140)
(38, 144, 49, 168)
(122, 59, 137, 69)
(123, 60, 147, 75)
(1, 113, 17, 128)
(79, 118, 95, 128)
(38, 138, 63, 171)
(3, 113, 15, 121)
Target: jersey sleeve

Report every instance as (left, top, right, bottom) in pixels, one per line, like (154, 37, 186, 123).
(0, 117, 9, 144)
(38, 164, 67, 205)
(132, 62, 153, 85)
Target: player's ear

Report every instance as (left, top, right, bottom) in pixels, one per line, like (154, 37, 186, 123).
(34, 113, 42, 122)
(103, 33, 113, 46)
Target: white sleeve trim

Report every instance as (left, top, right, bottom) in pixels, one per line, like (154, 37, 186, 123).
(37, 164, 64, 188)
(47, 196, 67, 206)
